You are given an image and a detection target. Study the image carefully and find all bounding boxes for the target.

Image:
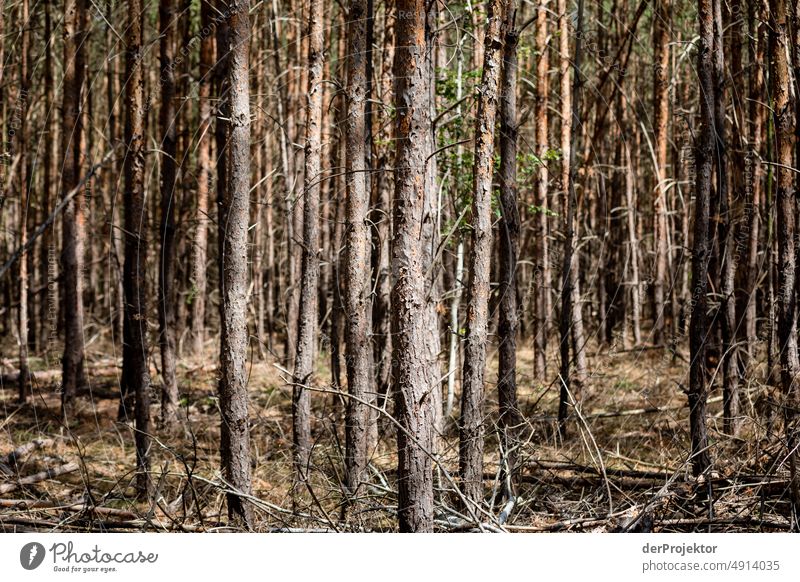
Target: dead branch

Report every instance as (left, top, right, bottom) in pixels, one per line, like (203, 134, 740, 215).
(0, 438, 55, 468)
(0, 462, 80, 494)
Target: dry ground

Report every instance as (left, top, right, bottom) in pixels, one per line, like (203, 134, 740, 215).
(0, 339, 794, 532)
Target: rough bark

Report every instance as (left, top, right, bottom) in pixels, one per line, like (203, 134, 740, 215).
(459, 0, 505, 505)
(688, 0, 715, 477)
(371, 0, 394, 411)
(293, 0, 324, 480)
(393, 0, 439, 532)
(343, 0, 375, 498)
(743, 0, 763, 362)
(217, 0, 254, 528)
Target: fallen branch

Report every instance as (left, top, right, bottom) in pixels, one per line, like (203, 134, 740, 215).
(0, 498, 138, 520)
(0, 462, 80, 494)
(0, 439, 55, 468)
(656, 517, 790, 530)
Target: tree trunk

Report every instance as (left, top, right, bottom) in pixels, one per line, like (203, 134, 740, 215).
(158, 0, 180, 427)
(17, 0, 31, 403)
(60, 0, 89, 417)
(191, 0, 214, 356)
(770, 0, 800, 523)
(743, 0, 764, 366)
(652, 0, 670, 345)
(293, 0, 325, 481)
(122, 0, 152, 497)
(460, 0, 505, 506)
(217, 0, 254, 528)
(687, 0, 715, 477)
(343, 0, 375, 499)
(533, 0, 550, 379)
(393, 0, 440, 532)
(497, 6, 521, 495)
(41, 0, 56, 361)
(557, 0, 586, 438)
(371, 0, 394, 412)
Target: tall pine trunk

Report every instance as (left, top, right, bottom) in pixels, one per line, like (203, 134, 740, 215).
(770, 0, 800, 524)
(393, 0, 439, 532)
(122, 0, 152, 496)
(652, 0, 670, 345)
(343, 0, 375, 499)
(158, 0, 180, 427)
(60, 0, 89, 416)
(217, 0, 254, 528)
(191, 0, 214, 355)
(497, 4, 521, 495)
(687, 0, 715, 477)
(533, 0, 550, 379)
(293, 0, 325, 481)
(459, 0, 505, 505)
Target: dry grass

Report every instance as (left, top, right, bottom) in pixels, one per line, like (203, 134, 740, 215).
(0, 338, 794, 532)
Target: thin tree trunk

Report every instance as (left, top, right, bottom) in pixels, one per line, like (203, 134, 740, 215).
(711, 0, 738, 438)
(191, 0, 214, 356)
(371, 0, 394, 411)
(652, 0, 670, 345)
(41, 0, 56, 360)
(122, 0, 152, 497)
(217, 0, 254, 529)
(557, 0, 586, 438)
(687, 0, 715, 477)
(293, 0, 325, 481)
(460, 0, 505, 506)
(60, 0, 89, 416)
(770, 0, 800, 524)
(343, 0, 375, 499)
(158, 0, 180, 427)
(17, 0, 31, 403)
(533, 0, 550, 379)
(623, 95, 642, 347)
(743, 0, 763, 365)
(497, 5, 521, 495)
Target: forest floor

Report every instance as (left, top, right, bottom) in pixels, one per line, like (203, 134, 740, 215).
(0, 340, 794, 532)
